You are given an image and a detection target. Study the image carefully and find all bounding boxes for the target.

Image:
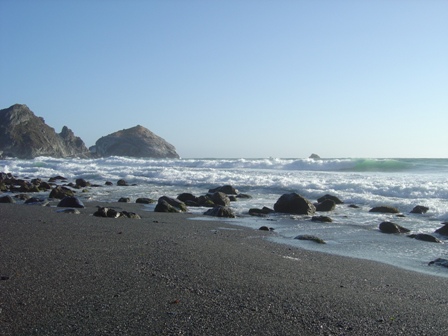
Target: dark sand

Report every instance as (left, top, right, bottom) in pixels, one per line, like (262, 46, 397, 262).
(1, 202, 448, 335)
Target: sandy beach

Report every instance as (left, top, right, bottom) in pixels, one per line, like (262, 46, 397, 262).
(1, 202, 448, 335)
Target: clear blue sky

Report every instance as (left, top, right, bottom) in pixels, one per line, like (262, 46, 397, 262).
(1, 0, 447, 158)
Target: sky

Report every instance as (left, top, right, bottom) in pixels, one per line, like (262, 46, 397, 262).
(1, 0, 447, 158)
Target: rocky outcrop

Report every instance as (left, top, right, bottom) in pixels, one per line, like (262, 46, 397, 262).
(0, 104, 90, 159)
(94, 125, 179, 158)
(274, 193, 316, 215)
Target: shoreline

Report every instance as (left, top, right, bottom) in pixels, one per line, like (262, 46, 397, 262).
(1, 201, 448, 335)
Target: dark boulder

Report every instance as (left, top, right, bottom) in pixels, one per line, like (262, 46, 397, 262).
(274, 193, 316, 215)
(428, 258, 448, 267)
(315, 199, 336, 212)
(369, 206, 400, 214)
(435, 222, 448, 236)
(249, 207, 275, 217)
(210, 192, 231, 207)
(158, 196, 187, 212)
(136, 197, 155, 204)
(24, 197, 44, 204)
(379, 221, 410, 234)
(75, 178, 90, 188)
(117, 179, 129, 186)
(154, 199, 180, 213)
(57, 196, 85, 208)
(259, 226, 273, 231)
(121, 211, 141, 219)
(49, 186, 75, 199)
(198, 195, 215, 207)
(317, 194, 343, 205)
(294, 235, 326, 244)
(118, 197, 131, 203)
(0, 195, 15, 203)
(48, 175, 67, 182)
(93, 207, 121, 218)
(177, 193, 199, 204)
(204, 206, 235, 218)
(311, 215, 333, 223)
(410, 205, 429, 214)
(236, 193, 252, 199)
(408, 233, 442, 243)
(208, 185, 238, 195)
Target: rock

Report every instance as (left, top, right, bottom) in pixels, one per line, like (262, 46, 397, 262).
(410, 205, 429, 214)
(121, 211, 141, 219)
(274, 193, 316, 215)
(118, 197, 131, 203)
(317, 194, 343, 204)
(311, 216, 333, 223)
(208, 185, 238, 195)
(105, 181, 113, 186)
(49, 186, 75, 199)
(117, 179, 129, 186)
(197, 195, 215, 207)
(93, 207, 121, 218)
(136, 197, 155, 204)
(237, 194, 252, 199)
(259, 226, 274, 231)
(204, 206, 235, 218)
(158, 196, 187, 212)
(57, 196, 85, 208)
(0, 104, 90, 159)
(249, 207, 275, 217)
(428, 258, 448, 267)
(294, 235, 326, 244)
(177, 193, 199, 203)
(348, 204, 360, 209)
(309, 153, 321, 159)
(48, 175, 67, 182)
(75, 178, 90, 188)
(315, 199, 336, 212)
(369, 206, 400, 214)
(408, 233, 442, 243)
(0, 195, 15, 203)
(379, 221, 410, 234)
(24, 197, 45, 204)
(434, 222, 448, 236)
(210, 192, 231, 207)
(154, 199, 180, 213)
(94, 125, 179, 158)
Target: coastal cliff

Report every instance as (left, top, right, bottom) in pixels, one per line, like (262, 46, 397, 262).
(0, 104, 89, 159)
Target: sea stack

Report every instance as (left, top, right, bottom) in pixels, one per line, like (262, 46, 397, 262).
(93, 125, 180, 158)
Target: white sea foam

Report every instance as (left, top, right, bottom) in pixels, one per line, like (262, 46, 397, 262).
(2, 156, 448, 277)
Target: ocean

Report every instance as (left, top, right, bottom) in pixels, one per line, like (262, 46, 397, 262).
(2, 157, 448, 278)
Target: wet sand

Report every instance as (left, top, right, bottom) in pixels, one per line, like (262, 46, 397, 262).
(1, 202, 448, 335)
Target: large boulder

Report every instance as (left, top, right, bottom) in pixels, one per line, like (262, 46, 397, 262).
(369, 206, 400, 214)
(379, 221, 410, 234)
(274, 193, 316, 215)
(94, 125, 179, 158)
(204, 206, 235, 218)
(434, 222, 448, 236)
(0, 104, 90, 159)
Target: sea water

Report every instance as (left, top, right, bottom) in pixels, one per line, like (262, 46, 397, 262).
(2, 157, 448, 277)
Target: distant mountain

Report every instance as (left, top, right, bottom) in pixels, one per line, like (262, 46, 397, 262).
(0, 104, 90, 159)
(93, 125, 180, 159)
